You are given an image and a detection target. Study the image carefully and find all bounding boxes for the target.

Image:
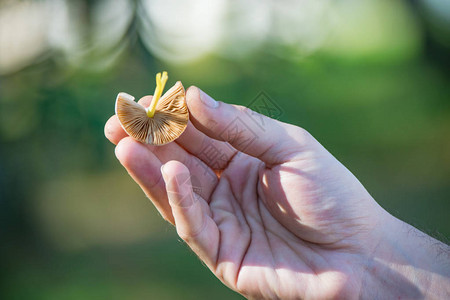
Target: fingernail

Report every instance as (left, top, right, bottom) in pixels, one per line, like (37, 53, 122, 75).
(160, 164, 167, 177)
(199, 89, 219, 108)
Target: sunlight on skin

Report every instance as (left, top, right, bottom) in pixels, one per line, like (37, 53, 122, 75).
(105, 86, 450, 299)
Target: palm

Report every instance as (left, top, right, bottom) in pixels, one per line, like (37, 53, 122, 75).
(200, 149, 373, 299)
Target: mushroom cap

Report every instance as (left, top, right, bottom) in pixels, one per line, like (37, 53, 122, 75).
(115, 81, 188, 145)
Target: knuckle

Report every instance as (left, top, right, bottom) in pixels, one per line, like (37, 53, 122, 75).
(296, 126, 313, 144)
(177, 230, 191, 242)
(177, 214, 207, 242)
(236, 105, 252, 115)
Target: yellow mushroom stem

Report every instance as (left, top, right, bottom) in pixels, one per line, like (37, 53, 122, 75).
(147, 71, 168, 118)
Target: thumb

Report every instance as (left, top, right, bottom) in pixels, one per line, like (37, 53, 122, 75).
(185, 86, 314, 166)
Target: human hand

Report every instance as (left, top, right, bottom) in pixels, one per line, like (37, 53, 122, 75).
(105, 87, 449, 299)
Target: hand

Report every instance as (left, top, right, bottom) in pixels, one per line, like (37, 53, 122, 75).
(105, 87, 449, 299)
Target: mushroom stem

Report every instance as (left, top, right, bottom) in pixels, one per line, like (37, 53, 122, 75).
(147, 71, 168, 118)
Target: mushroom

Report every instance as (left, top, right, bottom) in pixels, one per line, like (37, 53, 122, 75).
(115, 72, 189, 145)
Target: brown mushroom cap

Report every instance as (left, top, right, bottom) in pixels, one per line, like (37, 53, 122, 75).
(115, 81, 188, 145)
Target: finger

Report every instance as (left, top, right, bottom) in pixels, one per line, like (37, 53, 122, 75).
(145, 141, 218, 201)
(115, 137, 174, 224)
(186, 86, 313, 166)
(104, 95, 154, 145)
(105, 115, 128, 145)
(176, 121, 237, 170)
(161, 160, 219, 269)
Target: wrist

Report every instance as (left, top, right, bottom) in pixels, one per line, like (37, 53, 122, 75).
(361, 212, 449, 299)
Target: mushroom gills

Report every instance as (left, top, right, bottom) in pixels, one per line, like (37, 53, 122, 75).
(115, 81, 188, 145)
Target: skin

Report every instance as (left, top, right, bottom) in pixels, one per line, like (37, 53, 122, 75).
(104, 86, 449, 299)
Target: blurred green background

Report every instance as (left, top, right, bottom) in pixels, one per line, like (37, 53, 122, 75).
(1, 0, 449, 299)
